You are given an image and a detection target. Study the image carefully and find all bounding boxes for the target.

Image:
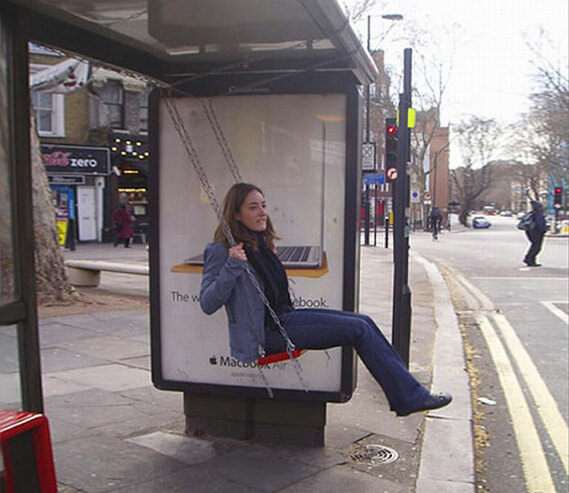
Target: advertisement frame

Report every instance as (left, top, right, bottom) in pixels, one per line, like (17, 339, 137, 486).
(149, 73, 362, 402)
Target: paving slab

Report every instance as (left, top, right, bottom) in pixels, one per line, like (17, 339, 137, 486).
(46, 363, 150, 392)
(52, 434, 190, 493)
(54, 335, 149, 361)
(280, 463, 410, 492)
(126, 431, 219, 465)
(40, 347, 109, 373)
(113, 466, 263, 493)
(202, 447, 321, 492)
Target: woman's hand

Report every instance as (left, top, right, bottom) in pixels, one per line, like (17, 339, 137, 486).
(228, 242, 247, 262)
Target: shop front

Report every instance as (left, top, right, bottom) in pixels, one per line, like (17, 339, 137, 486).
(109, 132, 149, 243)
(42, 143, 110, 243)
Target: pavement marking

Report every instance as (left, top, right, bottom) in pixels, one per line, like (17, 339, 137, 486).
(471, 277, 569, 281)
(540, 301, 569, 324)
(492, 312, 568, 474)
(476, 314, 556, 492)
(453, 272, 494, 311)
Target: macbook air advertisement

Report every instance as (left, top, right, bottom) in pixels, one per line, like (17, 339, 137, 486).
(151, 92, 356, 400)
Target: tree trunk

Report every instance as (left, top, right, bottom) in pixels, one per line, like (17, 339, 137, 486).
(30, 114, 77, 304)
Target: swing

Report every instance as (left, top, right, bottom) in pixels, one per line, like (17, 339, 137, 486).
(162, 92, 310, 392)
(257, 349, 307, 367)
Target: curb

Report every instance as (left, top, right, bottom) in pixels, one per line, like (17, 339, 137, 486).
(413, 253, 476, 492)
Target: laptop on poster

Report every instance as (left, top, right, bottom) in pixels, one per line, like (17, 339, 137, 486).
(185, 243, 321, 269)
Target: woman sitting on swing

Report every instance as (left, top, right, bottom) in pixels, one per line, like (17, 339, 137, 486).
(200, 183, 452, 417)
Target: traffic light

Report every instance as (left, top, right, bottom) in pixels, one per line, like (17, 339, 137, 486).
(554, 187, 563, 209)
(385, 118, 398, 178)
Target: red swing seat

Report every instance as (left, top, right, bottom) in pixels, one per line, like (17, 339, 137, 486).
(257, 349, 307, 366)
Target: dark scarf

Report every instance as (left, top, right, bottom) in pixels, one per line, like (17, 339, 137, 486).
(244, 233, 293, 328)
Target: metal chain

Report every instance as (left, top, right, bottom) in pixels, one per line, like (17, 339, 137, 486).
(200, 99, 243, 183)
(196, 94, 309, 390)
(161, 88, 309, 393)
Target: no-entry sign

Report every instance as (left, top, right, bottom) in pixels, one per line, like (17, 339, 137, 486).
(386, 167, 398, 181)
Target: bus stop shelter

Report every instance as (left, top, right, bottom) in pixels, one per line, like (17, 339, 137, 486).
(1, 0, 378, 445)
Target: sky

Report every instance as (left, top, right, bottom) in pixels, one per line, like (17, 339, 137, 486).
(345, 0, 568, 135)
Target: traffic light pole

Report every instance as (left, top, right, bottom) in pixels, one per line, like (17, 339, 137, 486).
(392, 48, 412, 367)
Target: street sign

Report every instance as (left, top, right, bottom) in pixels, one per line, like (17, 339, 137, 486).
(386, 167, 398, 181)
(361, 143, 376, 171)
(363, 173, 386, 186)
(410, 188, 420, 203)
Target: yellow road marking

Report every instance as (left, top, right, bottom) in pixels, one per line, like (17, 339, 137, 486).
(492, 312, 569, 474)
(477, 314, 556, 492)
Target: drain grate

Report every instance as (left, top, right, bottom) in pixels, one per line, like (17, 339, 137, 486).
(349, 444, 399, 465)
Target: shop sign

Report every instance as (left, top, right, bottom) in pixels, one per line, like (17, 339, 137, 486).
(41, 144, 110, 175)
(48, 175, 85, 184)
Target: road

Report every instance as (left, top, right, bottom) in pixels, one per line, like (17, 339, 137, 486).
(410, 215, 569, 492)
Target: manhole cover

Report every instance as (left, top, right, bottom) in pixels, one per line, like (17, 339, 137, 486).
(349, 444, 399, 465)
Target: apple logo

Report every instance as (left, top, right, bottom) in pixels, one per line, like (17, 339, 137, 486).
(209, 356, 217, 365)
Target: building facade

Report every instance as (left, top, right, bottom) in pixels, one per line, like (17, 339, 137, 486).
(30, 44, 150, 244)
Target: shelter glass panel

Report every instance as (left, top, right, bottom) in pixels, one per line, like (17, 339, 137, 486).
(0, 8, 15, 305)
(0, 325, 21, 409)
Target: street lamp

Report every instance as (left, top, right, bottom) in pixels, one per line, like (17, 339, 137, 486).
(363, 13, 403, 246)
(365, 14, 403, 142)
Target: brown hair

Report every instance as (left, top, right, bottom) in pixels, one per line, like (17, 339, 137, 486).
(214, 183, 279, 250)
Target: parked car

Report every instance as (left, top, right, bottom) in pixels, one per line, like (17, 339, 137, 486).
(472, 216, 491, 228)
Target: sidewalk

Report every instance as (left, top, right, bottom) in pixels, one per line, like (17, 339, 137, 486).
(36, 243, 474, 492)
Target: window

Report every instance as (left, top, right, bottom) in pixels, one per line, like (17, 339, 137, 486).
(30, 90, 64, 136)
(139, 85, 151, 131)
(101, 80, 124, 129)
(29, 64, 65, 137)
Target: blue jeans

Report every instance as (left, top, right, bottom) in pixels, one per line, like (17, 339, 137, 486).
(264, 308, 430, 414)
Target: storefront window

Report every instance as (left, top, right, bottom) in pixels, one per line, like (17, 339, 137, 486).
(0, 8, 15, 305)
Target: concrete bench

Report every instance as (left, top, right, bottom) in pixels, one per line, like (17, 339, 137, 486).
(65, 259, 149, 287)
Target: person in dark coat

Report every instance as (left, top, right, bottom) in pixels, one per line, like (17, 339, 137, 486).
(112, 204, 134, 248)
(523, 200, 547, 267)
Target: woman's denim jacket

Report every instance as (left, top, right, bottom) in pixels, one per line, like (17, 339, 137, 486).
(199, 242, 266, 363)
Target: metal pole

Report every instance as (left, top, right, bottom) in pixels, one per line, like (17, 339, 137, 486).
(363, 15, 371, 246)
(392, 48, 412, 367)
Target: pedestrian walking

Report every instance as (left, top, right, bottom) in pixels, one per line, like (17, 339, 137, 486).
(112, 204, 134, 248)
(523, 200, 547, 267)
(199, 183, 452, 417)
(428, 206, 442, 240)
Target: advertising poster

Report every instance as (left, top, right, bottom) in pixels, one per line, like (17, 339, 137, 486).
(155, 93, 350, 395)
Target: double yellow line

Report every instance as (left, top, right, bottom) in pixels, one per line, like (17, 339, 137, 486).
(456, 274, 568, 492)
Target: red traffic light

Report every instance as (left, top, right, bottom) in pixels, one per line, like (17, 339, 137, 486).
(554, 187, 562, 194)
(387, 125, 398, 135)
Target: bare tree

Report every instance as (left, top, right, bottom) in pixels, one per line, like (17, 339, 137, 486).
(451, 116, 502, 225)
(389, 21, 456, 225)
(342, 0, 378, 24)
(526, 31, 569, 184)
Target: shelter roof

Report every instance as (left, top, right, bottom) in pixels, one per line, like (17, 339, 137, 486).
(11, 0, 378, 85)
